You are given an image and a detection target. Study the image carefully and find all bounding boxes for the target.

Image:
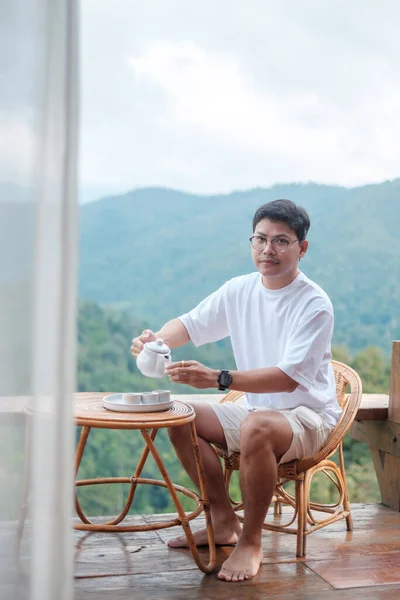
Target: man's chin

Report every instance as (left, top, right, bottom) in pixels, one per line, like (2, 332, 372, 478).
(258, 263, 281, 276)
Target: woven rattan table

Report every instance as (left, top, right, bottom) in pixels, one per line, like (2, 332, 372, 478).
(73, 393, 216, 573)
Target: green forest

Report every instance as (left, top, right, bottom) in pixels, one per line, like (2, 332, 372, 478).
(76, 299, 390, 518)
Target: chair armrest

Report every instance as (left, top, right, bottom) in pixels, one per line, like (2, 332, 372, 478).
(219, 390, 245, 404)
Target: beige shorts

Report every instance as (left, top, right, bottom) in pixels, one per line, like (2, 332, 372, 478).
(210, 402, 334, 464)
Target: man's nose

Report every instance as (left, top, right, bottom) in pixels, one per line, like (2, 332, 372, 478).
(262, 240, 277, 254)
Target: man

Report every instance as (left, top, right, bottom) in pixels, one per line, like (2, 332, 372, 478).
(131, 199, 341, 583)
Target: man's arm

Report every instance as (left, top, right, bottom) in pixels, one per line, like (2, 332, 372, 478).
(155, 318, 190, 348)
(131, 319, 190, 357)
(132, 280, 231, 358)
(228, 366, 298, 393)
(166, 361, 299, 393)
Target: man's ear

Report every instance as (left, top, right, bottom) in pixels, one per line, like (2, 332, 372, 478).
(299, 239, 308, 259)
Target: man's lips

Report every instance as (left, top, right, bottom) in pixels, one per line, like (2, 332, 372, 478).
(260, 259, 279, 264)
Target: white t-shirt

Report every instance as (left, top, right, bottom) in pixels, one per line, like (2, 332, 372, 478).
(178, 271, 342, 427)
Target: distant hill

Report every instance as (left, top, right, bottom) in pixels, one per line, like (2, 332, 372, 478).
(79, 180, 400, 354)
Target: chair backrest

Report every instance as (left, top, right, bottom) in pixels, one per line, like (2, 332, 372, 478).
(333, 360, 353, 409)
(295, 360, 362, 472)
(331, 360, 363, 430)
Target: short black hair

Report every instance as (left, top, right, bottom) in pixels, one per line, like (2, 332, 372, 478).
(252, 199, 310, 242)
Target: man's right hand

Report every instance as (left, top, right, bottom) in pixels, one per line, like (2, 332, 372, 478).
(131, 329, 157, 358)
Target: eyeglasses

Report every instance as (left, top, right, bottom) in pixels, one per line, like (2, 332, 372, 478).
(249, 235, 299, 253)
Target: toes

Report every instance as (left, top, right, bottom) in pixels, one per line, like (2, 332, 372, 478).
(218, 568, 233, 581)
(218, 565, 259, 582)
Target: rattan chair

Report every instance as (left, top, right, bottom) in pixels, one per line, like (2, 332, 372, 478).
(215, 360, 362, 557)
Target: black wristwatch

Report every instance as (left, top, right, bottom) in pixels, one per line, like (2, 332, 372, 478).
(217, 370, 233, 391)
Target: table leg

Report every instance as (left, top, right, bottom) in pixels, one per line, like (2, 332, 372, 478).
(141, 427, 216, 573)
(75, 425, 91, 475)
(106, 428, 158, 526)
(188, 421, 216, 555)
(74, 427, 159, 527)
(75, 426, 92, 524)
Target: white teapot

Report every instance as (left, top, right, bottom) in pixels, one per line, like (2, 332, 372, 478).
(136, 338, 172, 378)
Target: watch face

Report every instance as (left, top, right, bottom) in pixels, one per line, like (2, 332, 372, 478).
(220, 371, 231, 386)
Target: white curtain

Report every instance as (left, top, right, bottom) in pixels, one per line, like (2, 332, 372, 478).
(0, 1, 78, 599)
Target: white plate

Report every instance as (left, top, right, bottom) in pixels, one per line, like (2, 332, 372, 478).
(103, 393, 174, 413)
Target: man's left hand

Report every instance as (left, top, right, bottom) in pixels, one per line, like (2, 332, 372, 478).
(165, 360, 218, 389)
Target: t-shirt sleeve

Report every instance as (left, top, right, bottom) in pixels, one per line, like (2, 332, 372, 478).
(277, 300, 334, 390)
(178, 282, 230, 347)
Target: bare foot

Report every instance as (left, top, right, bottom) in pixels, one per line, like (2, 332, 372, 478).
(167, 523, 241, 548)
(217, 544, 263, 582)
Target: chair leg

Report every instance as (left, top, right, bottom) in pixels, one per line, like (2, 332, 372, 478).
(224, 466, 233, 490)
(296, 478, 307, 557)
(338, 442, 353, 531)
(273, 498, 282, 515)
(223, 466, 243, 510)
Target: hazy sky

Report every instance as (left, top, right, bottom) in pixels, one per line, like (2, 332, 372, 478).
(79, 0, 400, 200)
(4, 1, 400, 202)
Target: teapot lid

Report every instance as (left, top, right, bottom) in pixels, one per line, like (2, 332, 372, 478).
(144, 338, 170, 355)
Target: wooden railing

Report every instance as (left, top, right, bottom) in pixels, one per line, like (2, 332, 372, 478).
(1, 343, 398, 512)
(351, 341, 400, 512)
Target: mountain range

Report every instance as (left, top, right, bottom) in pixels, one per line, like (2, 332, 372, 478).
(79, 180, 400, 354)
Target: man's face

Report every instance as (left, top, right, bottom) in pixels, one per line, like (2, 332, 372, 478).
(251, 218, 308, 281)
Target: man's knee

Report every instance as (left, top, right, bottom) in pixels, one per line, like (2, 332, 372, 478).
(240, 412, 293, 459)
(240, 413, 276, 455)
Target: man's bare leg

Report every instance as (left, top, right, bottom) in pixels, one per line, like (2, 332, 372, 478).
(167, 401, 242, 547)
(218, 411, 293, 582)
